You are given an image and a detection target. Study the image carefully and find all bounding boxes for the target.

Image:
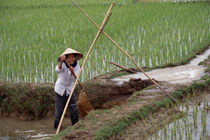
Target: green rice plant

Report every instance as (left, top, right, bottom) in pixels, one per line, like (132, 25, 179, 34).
(186, 99, 189, 111)
(192, 90, 196, 97)
(155, 132, 158, 140)
(201, 110, 207, 133)
(149, 115, 154, 125)
(193, 106, 198, 128)
(173, 124, 177, 140)
(170, 126, 174, 140)
(142, 118, 146, 125)
(148, 83, 210, 140)
(188, 130, 193, 140)
(203, 94, 207, 108)
(1, 1, 210, 83)
(144, 130, 148, 139)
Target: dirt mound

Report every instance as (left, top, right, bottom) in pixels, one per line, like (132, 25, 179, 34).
(75, 74, 156, 109)
(0, 71, 156, 120)
(0, 82, 55, 120)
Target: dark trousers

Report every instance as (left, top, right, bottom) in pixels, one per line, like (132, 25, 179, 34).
(54, 92, 79, 129)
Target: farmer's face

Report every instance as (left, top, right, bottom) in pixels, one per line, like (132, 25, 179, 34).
(66, 54, 76, 65)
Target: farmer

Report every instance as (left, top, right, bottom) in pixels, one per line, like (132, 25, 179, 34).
(54, 48, 83, 129)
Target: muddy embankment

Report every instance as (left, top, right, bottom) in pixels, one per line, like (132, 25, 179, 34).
(0, 70, 156, 120)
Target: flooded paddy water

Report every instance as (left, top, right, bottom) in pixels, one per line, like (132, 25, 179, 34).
(149, 93, 210, 140)
(0, 116, 73, 139)
(0, 47, 210, 139)
(113, 89, 210, 140)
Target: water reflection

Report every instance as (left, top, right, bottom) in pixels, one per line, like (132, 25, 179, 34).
(0, 117, 71, 139)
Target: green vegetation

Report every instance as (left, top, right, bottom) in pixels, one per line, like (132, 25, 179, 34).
(1, 1, 210, 83)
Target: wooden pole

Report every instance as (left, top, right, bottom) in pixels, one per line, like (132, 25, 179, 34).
(55, 2, 114, 135)
(64, 59, 83, 89)
(71, 1, 177, 102)
(110, 61, 136, 73)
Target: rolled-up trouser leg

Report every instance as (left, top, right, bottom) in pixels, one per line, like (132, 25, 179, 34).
(68, 92, 79, 125)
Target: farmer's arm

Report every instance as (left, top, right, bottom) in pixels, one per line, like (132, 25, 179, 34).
(55, 55, 66, 73)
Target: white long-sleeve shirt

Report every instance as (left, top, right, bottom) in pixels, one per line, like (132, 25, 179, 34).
(54, 62, 80, 96)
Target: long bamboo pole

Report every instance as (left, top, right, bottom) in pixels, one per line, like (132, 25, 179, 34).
(71, 1, 176, 102)
(55, 2, 114, 135)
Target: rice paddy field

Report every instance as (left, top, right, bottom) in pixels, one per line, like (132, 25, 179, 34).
(112, 86, 210, 140)
(0, 0, 210, 83)
(150, 93, 210, 140)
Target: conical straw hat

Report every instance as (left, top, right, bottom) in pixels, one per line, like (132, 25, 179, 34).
(58, 48, 83, 62)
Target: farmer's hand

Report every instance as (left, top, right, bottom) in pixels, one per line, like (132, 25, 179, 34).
(69, 66, 74, 72)
(60, 55, 66, 62)
(58, 55, 66, 69)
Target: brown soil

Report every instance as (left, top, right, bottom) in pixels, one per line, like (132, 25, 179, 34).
(62, 131, 95, 140)
(74, 73, 157, 109)
(61, 81, 186, 140)
(0, 70, 156, 120)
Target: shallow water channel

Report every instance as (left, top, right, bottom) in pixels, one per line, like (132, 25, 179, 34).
(112, 47, 210, 85)
(0, 47, 210, 139)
